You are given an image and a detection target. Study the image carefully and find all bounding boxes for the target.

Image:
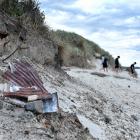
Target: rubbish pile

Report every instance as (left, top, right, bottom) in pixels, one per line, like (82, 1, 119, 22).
(1, 59, 59, 113)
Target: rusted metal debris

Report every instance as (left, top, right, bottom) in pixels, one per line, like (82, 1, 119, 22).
(25, 92, 59, 113)
(2, 60, 50, 95)
(2, 60, 59, 113)
(3, 90, 51, 102)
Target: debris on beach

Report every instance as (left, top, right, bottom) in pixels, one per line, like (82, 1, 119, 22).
(1, 59, 59, 113)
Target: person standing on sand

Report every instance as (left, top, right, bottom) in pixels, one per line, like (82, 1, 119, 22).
(130, 62, 137, 77)
(100, 55, 105, 70)
(115, 56, 120, 72)
(103, 57, 108, 72)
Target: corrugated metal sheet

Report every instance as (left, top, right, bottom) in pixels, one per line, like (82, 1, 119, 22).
(2, 60, 45, 90)
(2, 60, 51, 98)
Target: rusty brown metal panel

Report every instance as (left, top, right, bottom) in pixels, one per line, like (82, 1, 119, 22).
(2, 60, 51, 97)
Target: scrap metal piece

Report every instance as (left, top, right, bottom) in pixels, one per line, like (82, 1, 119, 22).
(43, 92, 59, 113)
(3, 87, 52, 101)
(25, 92, 59, 113)
(2, 60, 51, 97)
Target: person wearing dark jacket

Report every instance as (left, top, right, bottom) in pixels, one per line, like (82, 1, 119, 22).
(130, 62, 137, 77)
(115, 56, 120, 72)
(103, 57, 108, 72)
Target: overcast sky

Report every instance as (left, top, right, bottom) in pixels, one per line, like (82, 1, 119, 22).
(39, 0, 140, 66)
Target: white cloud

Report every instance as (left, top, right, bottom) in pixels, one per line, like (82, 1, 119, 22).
(45, 12, 88, 36)
(71, 0, 124, 14)
(114, 16, 140, 27)
(45, 10, 71, 25)
(69, 0, 127, 14)
(76, 14, 87, 20)
(72, 0, 107, 13)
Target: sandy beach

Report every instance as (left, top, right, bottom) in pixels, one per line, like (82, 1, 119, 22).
(60, 64, 140, 139)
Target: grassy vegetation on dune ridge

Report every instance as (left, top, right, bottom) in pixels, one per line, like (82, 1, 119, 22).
(51, 30, 114, 67)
